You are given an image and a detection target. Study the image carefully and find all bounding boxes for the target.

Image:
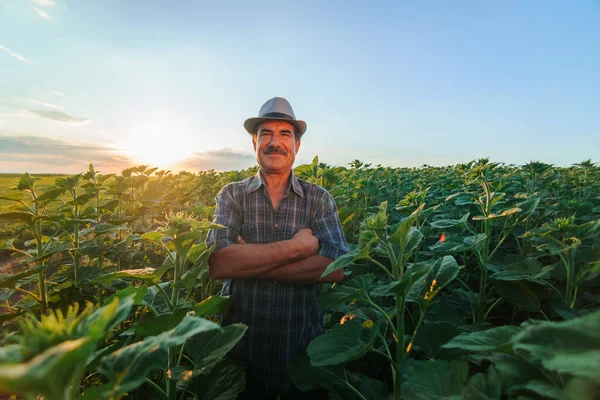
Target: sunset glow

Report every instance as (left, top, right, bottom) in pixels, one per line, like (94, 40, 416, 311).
(122, 123, 193, 168)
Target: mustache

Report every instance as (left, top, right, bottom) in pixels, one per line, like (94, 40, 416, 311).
(263, 146, 287, 155)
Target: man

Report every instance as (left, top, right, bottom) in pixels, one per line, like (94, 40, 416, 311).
(207, 97, 348, 399)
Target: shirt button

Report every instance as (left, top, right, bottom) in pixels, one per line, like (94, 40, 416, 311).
(274, 223, 279, 229)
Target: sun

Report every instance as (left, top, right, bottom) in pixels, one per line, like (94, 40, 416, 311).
(122, 122, 193, 169)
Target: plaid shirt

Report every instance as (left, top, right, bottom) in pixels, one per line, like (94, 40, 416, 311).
(206, 170, 348, 394)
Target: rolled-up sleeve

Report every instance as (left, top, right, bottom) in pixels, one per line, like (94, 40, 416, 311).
(311, 192, 349, 260)
(206, 185, 240, 253)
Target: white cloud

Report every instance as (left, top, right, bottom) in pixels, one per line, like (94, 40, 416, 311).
(52, 91, 70, 100)
(28, 98, 65, 110)
(0, 45, 32, 64)
(33, 6, 51, 20)
(26, 109, 92, 125)
(177, 148, 256, 171)
(0, 135, 132, 173)
(30, 0, 56, 6)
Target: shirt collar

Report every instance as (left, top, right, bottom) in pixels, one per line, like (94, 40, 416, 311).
(246, 170, 304, 198)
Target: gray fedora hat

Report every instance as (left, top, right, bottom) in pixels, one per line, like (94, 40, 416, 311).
(244, 97, 307, 138)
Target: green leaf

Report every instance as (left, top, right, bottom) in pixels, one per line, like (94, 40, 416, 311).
(403, 360, 501, 400)
(140, 231, 168, 245)
(0, 297, 133, 400)
(489, 354, 547, 394)
(390, 214, 416, 242)
(97, 336, 168, 397)
(472, 207, 521, 221)
(134, 308, 190, 336)
(98, 316, 222, 396)
(307, 319, 380, 366)
(0, 338, 96, 400)
(430, 241, 470, 255)
(512, 380, 570, 400)
(491, 280, 546, 312)
(83, 296, 135, 341)
(401, 359, 468, 400)
(512, 310, 600, 380)
(143, 282, 173, 314)
(35, 188, 65, 203)
(154, 315, 222, 348)
(490, 258, 554, 284)
(463, 234, 487, 249)
(102, 286, 148, 306)
(185, 324, 247, 370)
(404, 227, 424, 258)
(381, 262, 431, 298)
(410, 255, 460, 308)
(193, 295, 232, 318)
(91, 265, 169, 284)
(193, 359, 246, 400)
(0, 211, 34, 225)
(353, 373, 390, 400)
(0, 265, 46, 289)
(318, 274, 374, 308)
(464, 367, 502, 400)
(413, 322, 460, 358)
(321, 248, 360, 277)
(430, 213, 470, 229)
(288, 354, 345, 391)
(441, 326, 521, 354)
(188, 242, 210, 265)
(177, 265, 208, 292)
(516, 197, 541, 219)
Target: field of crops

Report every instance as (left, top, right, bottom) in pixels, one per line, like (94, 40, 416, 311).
(0, 158, 599, 399)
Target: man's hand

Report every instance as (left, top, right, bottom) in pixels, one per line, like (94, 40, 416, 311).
(291, 228, 320, 257)
(209, 228, 321, 280)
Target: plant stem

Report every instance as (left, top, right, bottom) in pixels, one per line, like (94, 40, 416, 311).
(176, 340, 187, 366)
(171, 253, 181, 307)
(366, 296, 398, 339)
(377, 331, 396, 389)
(14, 287, 40, 302)
(156, 284, 174, 312)
(342, 367, 369, 400)
(405, 307, 426, 357)
(394, 296, 405, 399)
(145, 377, 168, 399)
(178, 378, 193, 400)
(167, 348, 177, 399)
(484, 297, 503, 321)
(372, 348, 402, 377)
(477, 219, 491, 323)
(367, 257, 395, 281)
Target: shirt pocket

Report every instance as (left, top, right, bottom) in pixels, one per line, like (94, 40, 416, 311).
(240, 222, 259, 243)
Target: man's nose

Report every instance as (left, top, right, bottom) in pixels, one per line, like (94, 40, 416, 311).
(268, 134, 281, 146)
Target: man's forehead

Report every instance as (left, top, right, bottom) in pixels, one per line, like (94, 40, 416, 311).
(257, 120, 296, 132)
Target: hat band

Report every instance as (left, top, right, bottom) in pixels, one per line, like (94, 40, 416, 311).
(262, 112, 293, 120)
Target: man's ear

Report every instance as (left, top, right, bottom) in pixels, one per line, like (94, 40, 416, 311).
(252, 135, 257, 152)
(295, 139, 301, 154)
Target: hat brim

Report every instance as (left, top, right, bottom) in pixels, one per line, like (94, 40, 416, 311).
(244, 117, 307, 138)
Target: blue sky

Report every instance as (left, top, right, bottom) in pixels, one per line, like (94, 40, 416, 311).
(1, 0, 598, 173)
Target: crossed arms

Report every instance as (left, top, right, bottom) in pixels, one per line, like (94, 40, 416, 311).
(208, 228, 344, 284)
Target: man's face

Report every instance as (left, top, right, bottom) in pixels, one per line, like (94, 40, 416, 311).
(253, 120, 301, 175)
